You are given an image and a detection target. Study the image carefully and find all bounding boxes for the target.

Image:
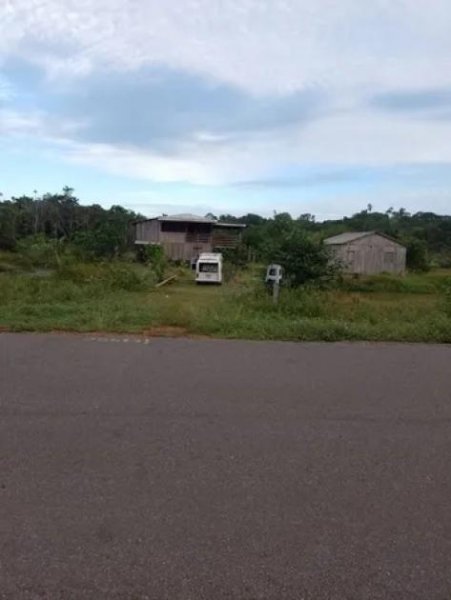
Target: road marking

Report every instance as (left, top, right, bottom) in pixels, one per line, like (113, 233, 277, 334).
(87, 336, 151, 345)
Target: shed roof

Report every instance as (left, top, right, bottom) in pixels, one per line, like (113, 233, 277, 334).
(324, 231, 404, 246)
(324, 231, 372, 245)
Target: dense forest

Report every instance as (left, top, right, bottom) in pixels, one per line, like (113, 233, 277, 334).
(0, 188, 140, 259)
(216, 207, 451, 269)
(1, 189, 451, 269)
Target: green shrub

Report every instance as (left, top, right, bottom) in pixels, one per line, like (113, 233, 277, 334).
(136, 245, 167, 282)
(405, 238, 430, 272)
(221, 245, 249, 269)
(55, 262, 154, 291)
(268, 230, 339, 287)
(16, 235, 65, 268)
(106, 265, 147, 291)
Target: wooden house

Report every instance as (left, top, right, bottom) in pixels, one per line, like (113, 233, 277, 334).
(134, 214, 245, 261)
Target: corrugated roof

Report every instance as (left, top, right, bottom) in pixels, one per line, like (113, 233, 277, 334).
(157, 213, 215, 223)
(324, 231, 374, 245)
(324, 231, 405, 247)
(215, 221, 246, 228)
(135, 213, 246, 227)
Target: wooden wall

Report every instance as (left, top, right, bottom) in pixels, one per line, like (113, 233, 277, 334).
(135, 221, 213, 260)
(135, 220, 160, 243)
(329, 234, 406, 275)
(161, 241, 212, 261)
(135, 220, 243, 261)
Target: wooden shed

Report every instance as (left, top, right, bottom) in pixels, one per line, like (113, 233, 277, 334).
(324, 231, 406, 275)
(134, 213, 245, 262)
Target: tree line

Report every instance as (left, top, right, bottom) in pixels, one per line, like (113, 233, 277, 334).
(220, 208, 451, 270)
(1, 189, 451, 270)
(0, 187, 140, 259)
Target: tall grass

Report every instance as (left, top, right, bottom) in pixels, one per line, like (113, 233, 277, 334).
(339, 271, 451, 294)
(1, 261, 451, 342)
(55, 262, 156, 290)
(190, 285, 451, 342)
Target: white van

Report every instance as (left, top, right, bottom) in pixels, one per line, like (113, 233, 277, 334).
(195, 253, 223, 284)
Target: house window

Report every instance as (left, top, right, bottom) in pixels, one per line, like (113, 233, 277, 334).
(161, 221, 186, 233)
(186, 222, 212, 243)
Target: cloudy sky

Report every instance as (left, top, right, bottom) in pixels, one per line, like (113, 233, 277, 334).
(1, 0, 451, 218)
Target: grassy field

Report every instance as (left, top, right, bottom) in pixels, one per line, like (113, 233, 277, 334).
(1, 254, 450, 342)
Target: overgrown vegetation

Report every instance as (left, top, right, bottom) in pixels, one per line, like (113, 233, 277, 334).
(268, 228, 338, 287)
(226, 208, 451, 269)
(1, 187, 451, 342)
(0, 187, 138, 259)
(2, 189, 451, 270)
(1, 261, 450, 342)
(135, 244, 168, 282)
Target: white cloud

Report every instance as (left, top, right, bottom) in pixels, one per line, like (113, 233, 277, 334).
(64, 139, 216, 184)
(40, 106, 451, 186)
(2, 0, 451, 193)
(1, 0, 451, 94)
(289, 109, 451, 166)
(0, 108, 45, 135)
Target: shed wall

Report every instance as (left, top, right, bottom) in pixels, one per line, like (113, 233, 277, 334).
(329, 234, 406, 275)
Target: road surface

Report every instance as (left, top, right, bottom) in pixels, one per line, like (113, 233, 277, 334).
(1, 333, 451, 599)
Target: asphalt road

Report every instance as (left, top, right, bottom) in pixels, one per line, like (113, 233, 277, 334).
(1, 333, 451, 599)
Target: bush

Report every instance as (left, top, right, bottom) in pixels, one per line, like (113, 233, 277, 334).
(16, 235, 65, 268)
(221, 245, 249, 268)
(405, 238, 430, 272)
(436, 254, 451, 269)
(136, 244, 167, 282)
(55, 262, 154, 291)
(106, 265, 148, 291)
(269, 230, 339, 287)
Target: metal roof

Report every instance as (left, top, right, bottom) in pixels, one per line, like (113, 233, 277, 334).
(324, 231, 404, 246)
(324, 232, 373, 245)
(135, 213, 246, 227)
(215, 221, 246, 228)
(157, 213, 215, 223)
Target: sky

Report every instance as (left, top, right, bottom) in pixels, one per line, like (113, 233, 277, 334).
(1, 0, 451, 219)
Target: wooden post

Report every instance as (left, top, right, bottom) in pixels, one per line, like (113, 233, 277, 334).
(155, 275, 177, 288)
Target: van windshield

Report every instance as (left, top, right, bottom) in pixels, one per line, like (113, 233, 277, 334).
(199, 263, 218, 273)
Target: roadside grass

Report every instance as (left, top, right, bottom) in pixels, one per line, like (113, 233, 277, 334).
(0, 250, 33, 273)
(338, 270, 451, 294)
(1, 260, 450, 342)
(200, 290, 450, 343)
